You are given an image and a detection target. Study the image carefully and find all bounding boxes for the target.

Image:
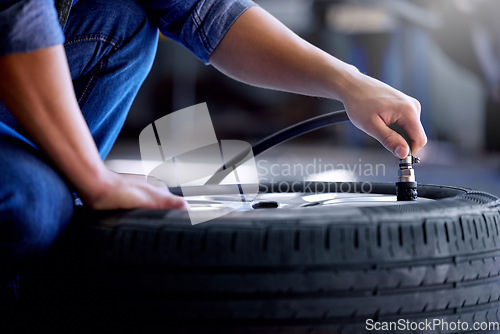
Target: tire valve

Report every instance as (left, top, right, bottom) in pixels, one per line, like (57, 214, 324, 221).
(396, 154, 420, 201)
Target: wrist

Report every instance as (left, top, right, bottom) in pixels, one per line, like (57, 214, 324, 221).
(76, 163, 116, 206)
(328, 63, 362, 104)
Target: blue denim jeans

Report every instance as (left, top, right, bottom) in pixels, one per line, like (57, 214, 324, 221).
(0, 0, 158, 263)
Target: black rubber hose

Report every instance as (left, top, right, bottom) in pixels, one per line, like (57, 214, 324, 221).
(204, 110, 349, 185)
(252, 109, 348, 156)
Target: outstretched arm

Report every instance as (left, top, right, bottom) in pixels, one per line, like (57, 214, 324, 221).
(0, 45, 187, 210)
(209, 6, 427, 158)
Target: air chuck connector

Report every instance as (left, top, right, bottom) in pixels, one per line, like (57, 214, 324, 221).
(396, 154, 420, 201)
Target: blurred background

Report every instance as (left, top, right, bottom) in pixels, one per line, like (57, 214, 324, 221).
(106, 0, 500, 196)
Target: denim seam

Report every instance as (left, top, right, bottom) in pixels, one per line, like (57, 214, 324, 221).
(65, 35, 117, 105)
(192, 6, 211, 55)
(65, 36, 117, 48)
(77, 58, 105, 105)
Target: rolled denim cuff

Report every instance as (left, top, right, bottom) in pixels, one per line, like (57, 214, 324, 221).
(0, 0, 64, 56)
(157, 0, 257, 64)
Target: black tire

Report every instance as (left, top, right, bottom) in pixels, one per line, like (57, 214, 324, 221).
(8, 182, 500, 333)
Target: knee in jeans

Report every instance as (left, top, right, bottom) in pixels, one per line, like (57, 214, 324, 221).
(116, 0, 158, 67)
(0, 178, 74, 256)
(70, 0, 158, 50)
(66, 0, 158, 79)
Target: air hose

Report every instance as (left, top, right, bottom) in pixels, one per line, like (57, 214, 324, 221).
(252, 109, 349, 156)
(205, 110, 349, 185)
(204, 109, 418, 201)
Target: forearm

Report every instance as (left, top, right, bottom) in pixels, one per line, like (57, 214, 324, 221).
(209, 6, 358, 102)
(209, 6, 427, 157)
(0, 45, 187, 210)
(0, 45, 108, 204)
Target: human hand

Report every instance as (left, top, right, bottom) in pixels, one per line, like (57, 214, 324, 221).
(83, 170, 188, 211)
(340, 69, 427, 158)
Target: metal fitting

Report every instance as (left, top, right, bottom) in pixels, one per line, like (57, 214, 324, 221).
(397, 155, 420, 182)
(396, 154, 420, 201)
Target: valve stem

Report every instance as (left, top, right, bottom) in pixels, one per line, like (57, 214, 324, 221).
(396, 154, 420, 201)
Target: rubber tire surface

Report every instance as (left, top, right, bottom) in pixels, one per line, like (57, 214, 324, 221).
(9, 182, 500, 334)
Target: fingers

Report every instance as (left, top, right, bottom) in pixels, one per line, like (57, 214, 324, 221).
(362, 99, 427, 159)
(146, 185, 189, 210)
(123, 174, 187, 210)
(160, 192, 189, 210)
(371, 117, 411, 158)
(397, 99, 427, 155)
